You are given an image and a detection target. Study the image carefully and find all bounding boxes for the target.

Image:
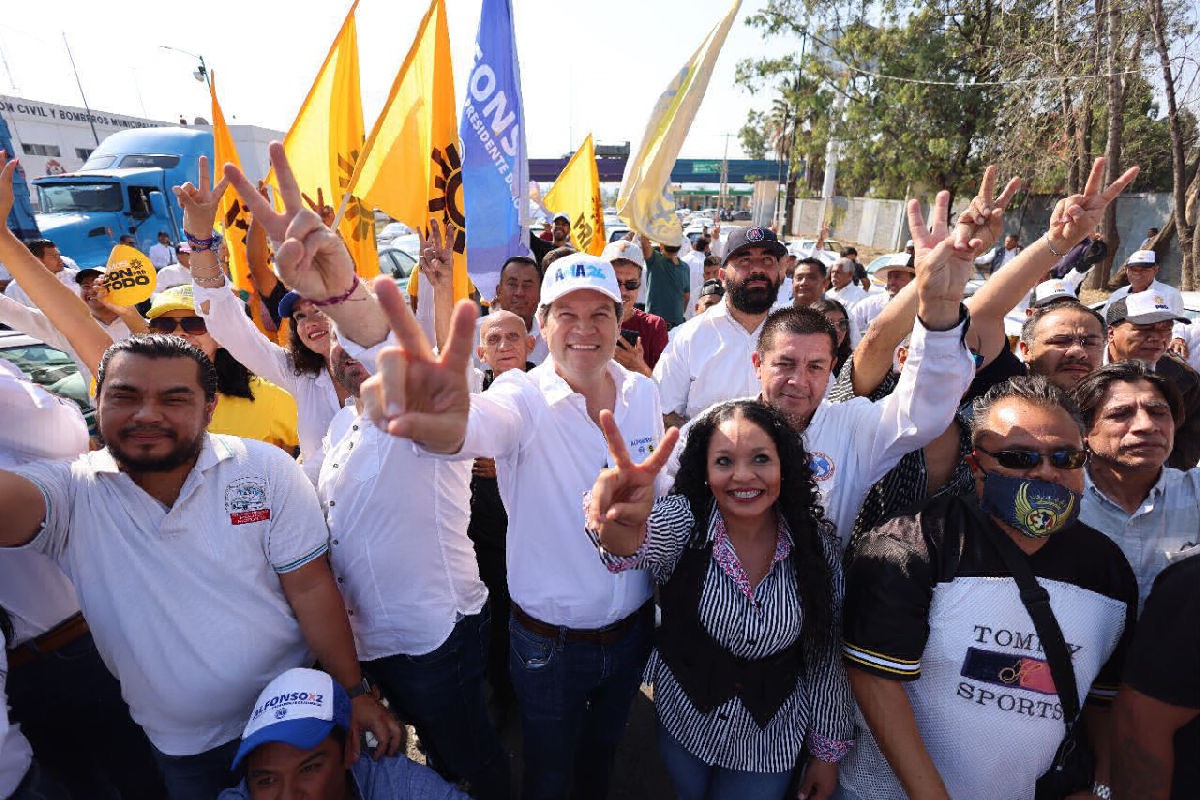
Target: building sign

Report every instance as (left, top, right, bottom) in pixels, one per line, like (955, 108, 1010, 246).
(0, 96, 159, 131)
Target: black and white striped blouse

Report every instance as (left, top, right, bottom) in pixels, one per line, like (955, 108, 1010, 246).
(591, 494, 855, 773)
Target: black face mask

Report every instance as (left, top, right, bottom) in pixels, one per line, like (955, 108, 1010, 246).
(979, 471, 1081, 539)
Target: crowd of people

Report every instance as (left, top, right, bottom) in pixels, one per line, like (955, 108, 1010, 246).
(0, 140, 1197, 800)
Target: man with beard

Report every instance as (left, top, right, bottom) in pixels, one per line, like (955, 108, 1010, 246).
(654, 226, 788, 428)
(318, 332, 512, 800)
(1018, 302, 1107, 391)
(0, 334, 402, 799)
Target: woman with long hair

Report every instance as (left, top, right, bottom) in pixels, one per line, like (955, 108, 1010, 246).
(586, 399, 853, 800)
(810, 298, 853, 376)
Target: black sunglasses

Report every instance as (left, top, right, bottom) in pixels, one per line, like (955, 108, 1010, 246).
(149, 317, 208, 335)
(974, 444, 1089, 470)
(618, 280, 641, 291)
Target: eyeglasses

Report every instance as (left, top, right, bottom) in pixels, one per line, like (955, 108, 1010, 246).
(1042, 335, 1102, 349)
(618, 280, 641, 291)
(974, 444, 1089, 470)
(149, 317, 208, 335)
(830, 319, 849, 330)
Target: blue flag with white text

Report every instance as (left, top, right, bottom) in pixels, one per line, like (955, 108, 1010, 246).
(460, 0, 529, 302)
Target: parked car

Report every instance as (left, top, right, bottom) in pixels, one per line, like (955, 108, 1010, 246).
(378, 245, 418, 291)
(608, 224, 632, 243)
(0, 329, 96, 433)
(377, 221, 414, 244)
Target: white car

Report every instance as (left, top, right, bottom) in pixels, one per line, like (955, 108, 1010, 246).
(376, 221, 414, 244)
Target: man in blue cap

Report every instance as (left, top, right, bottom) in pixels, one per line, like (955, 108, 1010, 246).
(222, 668, 469, 800)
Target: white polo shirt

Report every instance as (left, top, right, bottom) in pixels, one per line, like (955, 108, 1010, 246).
(664, 318, 974, 546)
(654, 297, 764, 420)
(827, 283, 868, 309)
(195, 283, 341, 484)
(438, 359, 663, 628)
(12, 434, 330, 755)
(319, 404, 488, 659)
(1081, 467, 1200, 609)
(0, 638, 33, 797)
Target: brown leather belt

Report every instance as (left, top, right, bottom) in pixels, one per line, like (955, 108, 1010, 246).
(511, 601, 650, 646)
(6, 612, 89, 670)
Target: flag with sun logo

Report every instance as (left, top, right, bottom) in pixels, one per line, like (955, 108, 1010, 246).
(542, 134, 605, 256)
(273, 1, 376, 279)
(343, 0, 469, 301)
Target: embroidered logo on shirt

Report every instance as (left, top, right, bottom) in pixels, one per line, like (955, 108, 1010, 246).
(225, 477, 271, 525)
(960, 646, 1057, 695)
(629, 436, 655, 458)
(808, 451, 835, 482)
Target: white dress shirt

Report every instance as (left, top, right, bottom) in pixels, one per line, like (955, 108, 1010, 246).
(665, 318, 974, 545)
(13, 435, 330, 755)
(849, 292, 890, 346)
(319, 401, 488, 659)
(654, 297, 764, 420)
(683, 249, 706, 320)
(148, 241, 177, 269)
(194, 283, 341, 484)
(826, 283, 868, 309)
(427, 359, 663, 628)
(1081, 467, 1200, 609)
(4, 267, 80, 308)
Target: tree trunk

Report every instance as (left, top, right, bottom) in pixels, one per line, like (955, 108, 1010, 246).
(1149, 0, 1195, 289)
(1091, 0, 1125, 290)
(1054, 0, 1080, 192)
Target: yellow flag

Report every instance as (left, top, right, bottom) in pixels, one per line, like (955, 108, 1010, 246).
(343, 0, 468, 300)
(276, 1, 376, 279)
(542, 134, 605, 256)
(617, 0, 741, 246)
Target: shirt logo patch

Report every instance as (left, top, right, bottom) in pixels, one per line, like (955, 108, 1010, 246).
(808, 451, 835, 482)
(629, 436, 655, 458)
(226, 477, 270, 525)
(960, 646, 1057, 695)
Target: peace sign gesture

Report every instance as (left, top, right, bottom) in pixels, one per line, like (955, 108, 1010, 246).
(172, 155, 230, 238)
(223, 142, 356, 302)
(418, 218, 456, 290)
(585, 411, 679, 556)
(1048, 157, 1139, 249)
(952, 165, 1023, 255)
(359, 276, 479, 451)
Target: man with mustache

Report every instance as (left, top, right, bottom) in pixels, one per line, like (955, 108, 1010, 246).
(654, 226, 788, 428)
(1018, 301, 1107, 392)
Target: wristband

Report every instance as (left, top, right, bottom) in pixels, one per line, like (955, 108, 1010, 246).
(193, 273, 226, 288)
(1043, 233, 1067, 258)
(313, 274, 362, 308)
(185, 230, 222, 252)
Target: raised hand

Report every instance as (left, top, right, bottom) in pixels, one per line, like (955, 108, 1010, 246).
(0, 151, 17, 222)
(172, 155, 230, 238)
(1048, 158, 1139, 248)
(301, 187, 336, 228)
(585, 410, 679, 555)
(908, 191, 977, 330)
(418, 218, 456, 290)
(952, 165, 1022, 256)
(358, 276, 478, 451)
(223, 142, 356, 301)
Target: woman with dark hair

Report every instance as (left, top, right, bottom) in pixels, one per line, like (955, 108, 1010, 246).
(586, 400, 853, 800)
(810, 298, 853, 375)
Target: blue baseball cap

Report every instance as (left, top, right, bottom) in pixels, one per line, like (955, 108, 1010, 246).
(278, 290, 302, 320)
(230, 668, 351, 770)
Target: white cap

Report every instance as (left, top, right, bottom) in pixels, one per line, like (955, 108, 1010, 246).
(1112, 291, 1189, 325)
(1032, 279, 1077, 307)
(540, 254, 622, 305)
(1127, 249, 1157, 267)
(601, 239, 646, 270)
(874, 252, 915, 274)
(231, 668, 350, 769)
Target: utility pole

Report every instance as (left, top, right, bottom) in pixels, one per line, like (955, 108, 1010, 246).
(62, 33, 99, 146)
(720, 132, 730, 216)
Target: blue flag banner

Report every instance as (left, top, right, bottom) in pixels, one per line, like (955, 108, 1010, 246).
(460, 0, 528, 303)
(0, 115, 42, 240)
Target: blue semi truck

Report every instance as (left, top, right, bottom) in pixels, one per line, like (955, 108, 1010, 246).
(30, 127, 217, 268)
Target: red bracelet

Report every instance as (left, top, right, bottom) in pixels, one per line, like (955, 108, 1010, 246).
(312, 275, 362, 307)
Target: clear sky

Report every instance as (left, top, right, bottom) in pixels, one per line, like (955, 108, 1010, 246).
(0, 0, 795, 161)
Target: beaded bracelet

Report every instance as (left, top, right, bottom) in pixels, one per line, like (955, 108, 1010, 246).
(313, 274, 362, 308)
(185, 230, 222, 252)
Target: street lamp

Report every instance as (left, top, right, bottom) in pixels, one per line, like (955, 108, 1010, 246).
(159, 45, 211, 91)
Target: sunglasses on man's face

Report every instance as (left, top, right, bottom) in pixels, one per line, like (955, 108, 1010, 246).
(618, 280, 641, 291)
(974, 444, 1089, 470)
(149, 316, 208, 335)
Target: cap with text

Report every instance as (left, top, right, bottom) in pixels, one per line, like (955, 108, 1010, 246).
(230, 668, 351, 770)
(722, 226, 789, 264)
(1106, 291, 1189, 326)
(541, 253, 622, 306)
(1031, 279, 1078, 308)
(1125, 249, 1157, 268)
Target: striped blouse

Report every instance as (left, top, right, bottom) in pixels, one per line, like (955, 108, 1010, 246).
(590, 494, 855, 773)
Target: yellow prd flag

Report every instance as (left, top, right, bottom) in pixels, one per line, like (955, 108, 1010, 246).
(542, 134, 605, 256)
(342, 0, 469, 301)
(209, 72, 275, 337)
(617, 0, 741, 247)
(275, 1, 376, 279)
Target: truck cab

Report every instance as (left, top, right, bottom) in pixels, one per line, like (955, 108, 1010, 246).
(32, 127, 212, 268)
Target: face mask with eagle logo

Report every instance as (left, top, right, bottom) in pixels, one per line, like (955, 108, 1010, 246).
(980, 472, 1081, 539)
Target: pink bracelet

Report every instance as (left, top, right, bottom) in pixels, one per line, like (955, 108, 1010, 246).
(312, 275, 362, 307)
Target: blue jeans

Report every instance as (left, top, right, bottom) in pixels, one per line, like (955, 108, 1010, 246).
(363, 607, 512, 800)
(508, 604, 654, 800)
(7, 630, 165, 799)
(152, 739, 239, 800)
(657, 720, 793, 800)
(10, 760, 72, 800)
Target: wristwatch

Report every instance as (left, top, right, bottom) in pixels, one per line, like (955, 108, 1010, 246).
(1091, 782, 1112, 799)
(345, 678, 373, 700)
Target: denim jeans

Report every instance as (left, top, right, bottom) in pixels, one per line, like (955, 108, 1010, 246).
(363, 606, 512, 800)
(656, 720, 793, 800)
(151, 739, 240, 800)
(508, 604, 654, 800)
(6, 631, 166, 799)
(9, 760, 73, 800)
